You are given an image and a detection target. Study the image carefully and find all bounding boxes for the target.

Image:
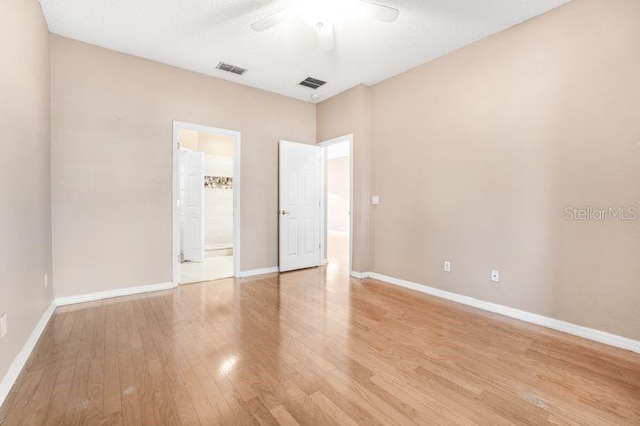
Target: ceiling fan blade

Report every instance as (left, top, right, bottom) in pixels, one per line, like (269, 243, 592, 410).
(316, 23, 335, 51)
(250, 7, 293, 31)
(356, 1, 400, 23)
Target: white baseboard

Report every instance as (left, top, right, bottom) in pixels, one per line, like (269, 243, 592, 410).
(55, 282, 176, 306)
(238, 267, 279, 278)
(366, 272, 640, 354)
(350, 271, 369, 279)
(0, 300, 56, 408)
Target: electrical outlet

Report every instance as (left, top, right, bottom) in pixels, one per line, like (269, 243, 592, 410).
(491, 269, 500, 282)
(444, 261, 451, 272)
(371, 195, 380, 205)
(0, 314, 7, 338)
(44, 273, 48, 288)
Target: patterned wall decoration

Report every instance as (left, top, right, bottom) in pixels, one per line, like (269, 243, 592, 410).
(205, 176, 233, 189)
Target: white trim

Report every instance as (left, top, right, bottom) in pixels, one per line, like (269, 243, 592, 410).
(55, 282, 175, 306)
(319, 143, 327, 270)
(317, 134, 354, 277)
(172, 121, 242, 284)
(349, 271, 369, 279)
(365, 272, 640, 354)
(0, 301, 56, 407)
(238, 267, 279, 278)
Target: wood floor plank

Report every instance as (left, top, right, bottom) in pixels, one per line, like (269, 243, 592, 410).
(1, 240, 639, 425)
(1, 368, 45, 425)
(269, 404, 299, 426)
(103, 301, 124, 424)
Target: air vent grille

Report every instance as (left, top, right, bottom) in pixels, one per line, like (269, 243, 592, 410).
(216, 62, 247, 76)
(299, 77, 326, 90)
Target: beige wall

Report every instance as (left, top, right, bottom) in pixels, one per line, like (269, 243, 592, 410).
(51, 36, 316, 298)
(317, 85, 371, 273)
(318, 0, 640, 340)
(1, 1, 635, 386)
(0, 0, 53, 383)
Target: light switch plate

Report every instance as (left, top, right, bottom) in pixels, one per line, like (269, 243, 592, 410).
(491, 270, 500, 282)
(372, 196, 380, 205)
(44, 273, 48, 288)
(1, 314, 7, 338)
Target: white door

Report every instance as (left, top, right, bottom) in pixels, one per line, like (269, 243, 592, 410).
(279, 140, 322, 272)
(183, 151, 205, 262)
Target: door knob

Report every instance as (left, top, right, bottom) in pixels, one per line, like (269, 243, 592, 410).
(281, 210, 291, 215)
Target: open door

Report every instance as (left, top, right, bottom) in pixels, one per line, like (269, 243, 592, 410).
(279, 140, 322, 272)
(183, 151, 205, 262)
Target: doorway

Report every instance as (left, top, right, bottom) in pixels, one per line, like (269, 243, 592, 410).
(172, 121, 241, 285)
(318, 135, 353, 275)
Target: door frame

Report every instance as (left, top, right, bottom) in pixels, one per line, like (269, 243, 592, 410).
(172, 120, 241, 285)
(317, 134, 354, 276)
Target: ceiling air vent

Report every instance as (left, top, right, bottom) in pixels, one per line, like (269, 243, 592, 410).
(216, 62, 247, 76)
(299, 77, 326, 90)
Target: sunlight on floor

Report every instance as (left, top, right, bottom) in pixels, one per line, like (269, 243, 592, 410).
(180, 250, 233, 284)
(326, 232, 349, 276)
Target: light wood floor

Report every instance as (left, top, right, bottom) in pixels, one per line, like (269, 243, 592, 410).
(1, 245, 639, 424)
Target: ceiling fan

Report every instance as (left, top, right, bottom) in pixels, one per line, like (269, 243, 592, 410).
(251, 0, 400, 51)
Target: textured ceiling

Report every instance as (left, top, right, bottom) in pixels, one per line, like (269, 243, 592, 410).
(39, 0, 570, 103)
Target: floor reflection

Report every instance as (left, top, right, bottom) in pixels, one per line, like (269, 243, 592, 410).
(3, 231, 638, 425)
